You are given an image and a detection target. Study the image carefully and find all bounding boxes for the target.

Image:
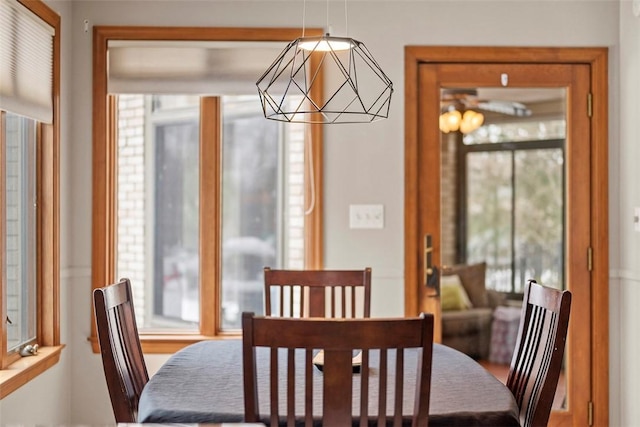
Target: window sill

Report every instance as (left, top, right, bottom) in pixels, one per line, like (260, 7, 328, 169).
(89, 334, 240, 354)
(0, 345, 65, 399)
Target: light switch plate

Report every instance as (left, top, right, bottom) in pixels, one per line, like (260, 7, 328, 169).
(349, 204, 384, 229)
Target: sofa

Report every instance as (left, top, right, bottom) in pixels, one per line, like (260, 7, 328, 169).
(440, 262, 505, 360)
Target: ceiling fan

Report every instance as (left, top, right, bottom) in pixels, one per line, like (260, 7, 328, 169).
(439, 88, 532, 134)
(441, 88, 533, 117)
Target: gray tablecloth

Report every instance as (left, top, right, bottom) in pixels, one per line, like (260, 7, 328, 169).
(138, 340, 519, 426)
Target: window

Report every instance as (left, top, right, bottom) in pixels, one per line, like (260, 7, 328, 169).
(0, 0, 61, 399)
(4, 114, 37, 352)
(91, 27, 324, 353)
(116, 94, 306, 331)
(460, 119, 566, 295)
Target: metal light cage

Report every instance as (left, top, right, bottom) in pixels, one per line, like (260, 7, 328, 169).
(256, 34, 393, 124)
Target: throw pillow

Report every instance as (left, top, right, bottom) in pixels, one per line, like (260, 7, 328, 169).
(442, 262, 489, 308)
(440, 274, 473, 311)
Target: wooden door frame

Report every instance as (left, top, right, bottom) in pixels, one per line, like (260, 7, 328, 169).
(404, 46, 608, 426)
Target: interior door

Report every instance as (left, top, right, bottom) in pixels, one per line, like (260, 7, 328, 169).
(408, 60, 593, 426)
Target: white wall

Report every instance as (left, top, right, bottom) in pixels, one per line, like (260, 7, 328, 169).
(1, 0, 636, 425)
(615, 1, 640, 425)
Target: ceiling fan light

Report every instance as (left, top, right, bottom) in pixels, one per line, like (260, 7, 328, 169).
(462, 110, 484, 129)
(445, 110, 461, 130)
(458, 110, 484, 134)
(440, 108, 486, 134)
(470, 111, 484, 128)
(439, 114, 451, 133)
(459, 121, 471, 134)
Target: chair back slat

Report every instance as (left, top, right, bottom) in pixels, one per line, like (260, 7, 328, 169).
(305, 350, 314, 427)
(94, 278, 149, 423)
(264, 267, 372, 319)
(507, 279, 571, 427)
(242, 313, 433, 427)
(394, 348, 405, 427)
(377, 349, 388, 426)
(359, 350, 370, 425)
(287, 348, 296, 426)
(270, 348, 279, 426)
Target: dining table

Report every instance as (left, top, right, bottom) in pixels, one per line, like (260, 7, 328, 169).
(138, 339, 520, 426)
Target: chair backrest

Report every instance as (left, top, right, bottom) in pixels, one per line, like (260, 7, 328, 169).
(93, 278, 149, 422)
(506, 279, 572, 427)
(242, 312, 434, 427)
(263, 267, 372, 318)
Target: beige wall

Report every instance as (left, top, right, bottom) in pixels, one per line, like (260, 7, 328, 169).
(1, 0, 637, 425)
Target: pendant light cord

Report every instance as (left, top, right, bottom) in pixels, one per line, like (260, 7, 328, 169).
(344, 0, 348, 37)
(304, 124, 316, 216)
(304, 0, 347, 37)
(326, 0, 329, 34)
(302, 0, 306, 37)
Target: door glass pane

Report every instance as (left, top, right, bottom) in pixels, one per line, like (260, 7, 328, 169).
(3, 112, 37, 351)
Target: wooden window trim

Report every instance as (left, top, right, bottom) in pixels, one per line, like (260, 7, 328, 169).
(0, 0, 61, 399)
(90, 26, 324, 354)
(0, 345, 64, 399)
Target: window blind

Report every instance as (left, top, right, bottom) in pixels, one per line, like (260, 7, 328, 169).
(107, 40, 287, 95)
(0, 0, 55, 123)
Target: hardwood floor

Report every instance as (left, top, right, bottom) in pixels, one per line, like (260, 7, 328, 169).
(479, 359, 567, 410)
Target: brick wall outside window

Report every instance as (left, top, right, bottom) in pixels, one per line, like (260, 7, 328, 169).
(117, 95, 147, 317)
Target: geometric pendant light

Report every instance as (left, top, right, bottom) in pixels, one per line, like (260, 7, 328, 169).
(256, 33, 393, 124)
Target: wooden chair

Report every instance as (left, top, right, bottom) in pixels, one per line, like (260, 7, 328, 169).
(263, 267, 372, 318)
(506, 279, 572, 427)
(93, 278, 149, 422)
(242, 312, 434, 427)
